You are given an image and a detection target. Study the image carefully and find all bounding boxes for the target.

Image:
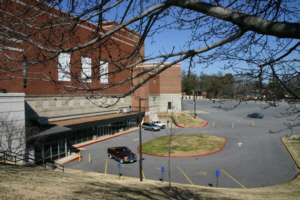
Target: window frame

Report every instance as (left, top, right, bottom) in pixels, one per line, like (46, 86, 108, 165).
(100, 61, 108, 84)
(81, 56, 92, 83)
(58, 53, 71, 81)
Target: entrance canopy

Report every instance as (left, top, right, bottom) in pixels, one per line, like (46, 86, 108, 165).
(50, 111, 141, 130)
(29, 111, 143, 138)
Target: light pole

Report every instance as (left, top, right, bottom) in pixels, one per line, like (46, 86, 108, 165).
(138, 97, 148, 182)
(193, 76, 196, 118)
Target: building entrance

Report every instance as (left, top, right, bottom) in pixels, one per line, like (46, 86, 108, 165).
(97, 125, 112, 137)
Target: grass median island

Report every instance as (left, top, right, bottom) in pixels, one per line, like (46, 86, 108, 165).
(141, 134, 226, 156)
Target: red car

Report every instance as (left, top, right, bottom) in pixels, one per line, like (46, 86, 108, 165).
(107, 146, 137, 163)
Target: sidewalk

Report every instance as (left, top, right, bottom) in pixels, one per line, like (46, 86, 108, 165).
(55, 127, 139, 165)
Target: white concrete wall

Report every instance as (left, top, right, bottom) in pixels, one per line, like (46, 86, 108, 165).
(25, 95, 132, 122)
(0, 93, 26, 154)
(159, 94, 182, 113)
(148, 94, 160, 122)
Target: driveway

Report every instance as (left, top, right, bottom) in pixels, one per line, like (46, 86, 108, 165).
(64, 100, 299, 188)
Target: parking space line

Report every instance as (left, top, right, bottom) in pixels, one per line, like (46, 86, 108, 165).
(105, 159, 108, 174)
(221, 170, 246, 189)
(143, 170, 146, 180)
(177, 166, 194, 185)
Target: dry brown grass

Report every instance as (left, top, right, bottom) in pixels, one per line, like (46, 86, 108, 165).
(0, 136, 299, 200)
(282, 136, 300, 167)
(0, 162, 299, 200)
(158, 112, 207, 128)
(174, 112, 207, 128)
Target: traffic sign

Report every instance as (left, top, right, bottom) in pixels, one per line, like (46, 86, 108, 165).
(215, 170, 220, 188)
(161, 167, 165, 182)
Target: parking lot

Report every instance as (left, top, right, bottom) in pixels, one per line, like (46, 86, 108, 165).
(64, 100, 300, 188)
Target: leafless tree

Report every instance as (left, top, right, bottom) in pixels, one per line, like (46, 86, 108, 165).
(0, 113, 26, 154)
(0, 0, 299, 106)
(149, 112, 180, 188)
(164, 116, 181, 188)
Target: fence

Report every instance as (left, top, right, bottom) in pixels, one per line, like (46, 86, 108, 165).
(0, 150, 64, 172)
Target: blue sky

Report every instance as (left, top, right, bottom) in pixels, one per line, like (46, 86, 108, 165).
(57, 0, 299, 77)
(144, 28, 236, 76)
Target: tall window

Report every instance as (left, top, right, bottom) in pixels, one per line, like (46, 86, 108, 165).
(100, 61, 108, 84)
(168, 102, 172, 109)
(81, 57, 91, 82)
(58, 53, 71, 81)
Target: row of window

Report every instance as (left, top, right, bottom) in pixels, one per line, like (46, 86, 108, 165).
(41, 98, 125, 109)
(58, 53, 108, 83)
(34, 119, 138, 161)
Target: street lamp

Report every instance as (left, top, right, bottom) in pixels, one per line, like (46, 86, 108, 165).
(138, 97, 148, 182)
(193, 76, 196, 118)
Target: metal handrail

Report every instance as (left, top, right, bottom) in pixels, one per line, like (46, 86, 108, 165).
(24, 152, 64, 172)
(0, 151, 7, 163)
(0, 151, 64, 172)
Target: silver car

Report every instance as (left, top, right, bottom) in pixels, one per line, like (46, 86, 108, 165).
(151, 120, 166, 129)
(142, 122, 161, 131)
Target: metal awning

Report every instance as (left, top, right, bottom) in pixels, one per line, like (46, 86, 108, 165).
(30, 111, 142, 137)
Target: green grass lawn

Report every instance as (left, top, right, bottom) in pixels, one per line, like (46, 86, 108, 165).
(141, 134, 226, 156)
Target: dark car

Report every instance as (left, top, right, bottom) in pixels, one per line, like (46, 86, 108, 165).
(247, 113, 264, 119)
(142, 122, 161, 131)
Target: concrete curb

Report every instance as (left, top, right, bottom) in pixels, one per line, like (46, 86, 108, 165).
(281, 137, 300, 169)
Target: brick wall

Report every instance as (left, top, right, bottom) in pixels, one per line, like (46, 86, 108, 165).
(1, 0, 140, 97)
(159, 63, 181, 94)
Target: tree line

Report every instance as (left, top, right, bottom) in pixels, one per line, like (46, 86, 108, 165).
(182, 70, 299, 101)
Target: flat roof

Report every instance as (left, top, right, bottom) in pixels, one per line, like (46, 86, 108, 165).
(49, 111, 140, 127)
(30, 111, 141, 138)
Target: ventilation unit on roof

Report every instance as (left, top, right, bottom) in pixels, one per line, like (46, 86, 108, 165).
(123, 108, 130, 113)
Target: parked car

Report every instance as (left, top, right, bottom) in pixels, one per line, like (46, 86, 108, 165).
(247, 113, 264, 119)
(107, 146, 137, 164)
(151, 120, 166, 129)
(142, 122, 161, 131)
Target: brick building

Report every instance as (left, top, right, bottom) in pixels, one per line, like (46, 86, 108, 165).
(141, 63, 182, 122)
(0, 0, 181, 162)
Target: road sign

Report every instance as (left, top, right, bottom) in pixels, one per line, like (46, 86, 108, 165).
(215, 170, 220, 188)
(118, 163, 121, 178)
(161, 167, 165, 182)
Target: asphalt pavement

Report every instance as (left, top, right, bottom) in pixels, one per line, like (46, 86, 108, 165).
(63, 99, 300, 188)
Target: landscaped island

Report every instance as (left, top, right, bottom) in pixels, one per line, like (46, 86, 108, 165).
(141, 134, 226, 157)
